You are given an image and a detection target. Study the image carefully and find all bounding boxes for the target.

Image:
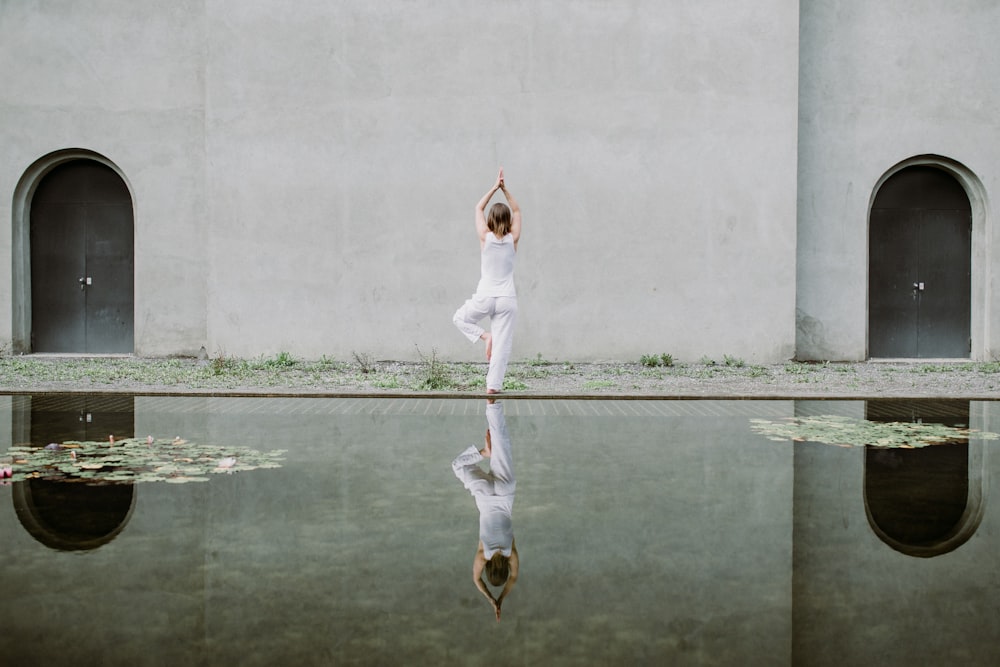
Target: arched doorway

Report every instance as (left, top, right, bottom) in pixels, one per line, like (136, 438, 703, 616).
(868, 166, 971, 358)
(29, 159, 134, 353)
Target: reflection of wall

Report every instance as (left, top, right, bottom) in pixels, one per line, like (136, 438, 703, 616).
(512, 401, 796, 664)
(792, 400, 999, 666)
(0, 395, 211, 663)
(1, 397, 798, 664)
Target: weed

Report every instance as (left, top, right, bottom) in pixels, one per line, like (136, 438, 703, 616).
(583, 380, 616, 390)
(503, 378, 528, 391)
(373, 375, 401, 389)
(528, 353, 552, 366)
(746, 365, 769, 378)
(513, 365, 550, 379)
(723, 355, 745, 368)
(414, 347, 453, 390)
(640, 353, 674, 368)
(699, 356, 716, 366)
(270, 351, 296, 368)
(352, 351, 376, 374)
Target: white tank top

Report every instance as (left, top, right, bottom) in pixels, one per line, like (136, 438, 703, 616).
(476, 233, 516, 297)
(477, 495, 514, 558)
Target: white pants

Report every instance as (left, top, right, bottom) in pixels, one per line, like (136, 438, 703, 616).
(450, 402, 516, 497)
(452, 294, 518, 392)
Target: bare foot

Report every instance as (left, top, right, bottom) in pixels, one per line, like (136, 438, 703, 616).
(487, 388, 501, 395)
(482, 332, 493, 361)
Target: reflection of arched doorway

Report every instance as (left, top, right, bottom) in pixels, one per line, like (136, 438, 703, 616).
(868, 166, 971, 358)
(29, 159, 134, 353)
(13, 480, 136, 551)
(9, 393, 137, 551)
(863, 400, 983, 557)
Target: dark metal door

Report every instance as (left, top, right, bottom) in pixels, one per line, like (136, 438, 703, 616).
(30, 161, 134, 353)
(868, 167, 971, 358)
(918, 210, 972, 357)
(869, 210, 918, 357)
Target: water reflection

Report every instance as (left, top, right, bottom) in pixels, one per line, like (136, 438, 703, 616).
(451, 399, 519, 621)
(863, 400, 980, 558)
(12, 478, 136, 550)
(11, 394, 137, 550)
(0, 396, 998, 665)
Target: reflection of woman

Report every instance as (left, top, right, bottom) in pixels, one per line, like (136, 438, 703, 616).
(452, 168, 522, 394)
(451, 400, 519, 621)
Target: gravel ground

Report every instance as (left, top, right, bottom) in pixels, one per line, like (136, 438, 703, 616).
(2, 355, 1000, 398)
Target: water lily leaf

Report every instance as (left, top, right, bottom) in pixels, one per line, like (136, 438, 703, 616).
(3, 437, 285, 486)
(750, 415, 999, 449)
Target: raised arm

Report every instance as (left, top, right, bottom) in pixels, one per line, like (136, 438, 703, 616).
(472, 542, 497, 605)
(496, 540, 519, 608)
(475, 169, 504, 244)
(498, 172, 522, 249)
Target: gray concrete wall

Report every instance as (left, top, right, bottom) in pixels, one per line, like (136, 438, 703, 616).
(797, 1, 1000, 361)
(2, 1, 799, 362)
(0, 1, 208, 356)
(202, 0, 800, 363)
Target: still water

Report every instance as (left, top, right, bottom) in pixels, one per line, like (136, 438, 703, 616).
(1, 395, 998, 666)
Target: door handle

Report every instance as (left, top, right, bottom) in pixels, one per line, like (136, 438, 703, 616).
(912, 282, 925, 292)
(78, 277, 92, 291)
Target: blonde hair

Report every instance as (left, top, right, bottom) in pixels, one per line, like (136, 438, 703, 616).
(487, 203, 511, 239)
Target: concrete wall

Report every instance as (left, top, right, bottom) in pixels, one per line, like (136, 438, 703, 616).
(797, 1, 1000, 361)
(0, 1, 208, 356)
(2, 0, 799, 362)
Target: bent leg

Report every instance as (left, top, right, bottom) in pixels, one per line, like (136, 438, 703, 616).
(451, 445, 493, 496)
(453, 295, 494, 344)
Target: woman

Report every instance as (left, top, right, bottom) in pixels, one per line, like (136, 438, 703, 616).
(451, 399, 519, 622)
(452, 168, 522, 394)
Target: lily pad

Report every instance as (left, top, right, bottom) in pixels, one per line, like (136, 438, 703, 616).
(2, 437, 286, 486)
(750, 415, 1000, 449)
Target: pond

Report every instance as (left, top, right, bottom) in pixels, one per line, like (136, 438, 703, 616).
(1, 395, 999, 666)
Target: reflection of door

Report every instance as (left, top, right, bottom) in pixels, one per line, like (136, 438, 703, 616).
(868, 167, 971, 358)
(11, 394, 136, 551)
(864, 400, 970, 556)
(30, 160, 134, 353)
(22, 394, 136, 444)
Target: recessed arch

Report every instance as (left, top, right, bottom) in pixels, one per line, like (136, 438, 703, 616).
(867, 155, 990, 360)
(12, 149, 136, 353)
